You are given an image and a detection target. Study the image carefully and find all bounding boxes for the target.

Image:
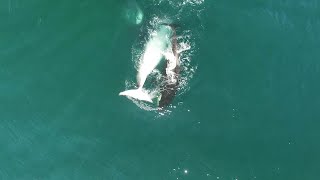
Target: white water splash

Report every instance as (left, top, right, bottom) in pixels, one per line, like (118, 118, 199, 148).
(155, 0, 205, 6)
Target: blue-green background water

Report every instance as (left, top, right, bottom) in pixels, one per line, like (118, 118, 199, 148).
(1, 0, 319, 179)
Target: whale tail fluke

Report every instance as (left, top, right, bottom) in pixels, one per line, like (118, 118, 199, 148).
(119, 88, 153, 103)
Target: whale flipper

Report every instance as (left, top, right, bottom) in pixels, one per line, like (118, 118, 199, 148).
(119, 88, 153, 103)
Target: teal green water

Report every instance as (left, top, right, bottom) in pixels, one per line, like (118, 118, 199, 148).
(1, 0, 319, 179)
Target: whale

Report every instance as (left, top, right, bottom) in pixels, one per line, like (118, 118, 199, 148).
(158, 24, 180, 108)
(119, 25, 171, 102)
(123, 0, 143, 25)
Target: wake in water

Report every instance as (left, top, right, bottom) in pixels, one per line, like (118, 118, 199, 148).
(120, 0, 205, 113)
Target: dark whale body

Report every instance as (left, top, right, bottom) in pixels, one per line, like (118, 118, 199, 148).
(158, 24, 180, 108)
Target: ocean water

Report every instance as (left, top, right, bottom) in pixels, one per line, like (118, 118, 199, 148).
(0, 0, 319, 179)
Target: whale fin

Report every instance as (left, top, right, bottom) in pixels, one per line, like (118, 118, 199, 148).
(119, 88, 153, 103)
